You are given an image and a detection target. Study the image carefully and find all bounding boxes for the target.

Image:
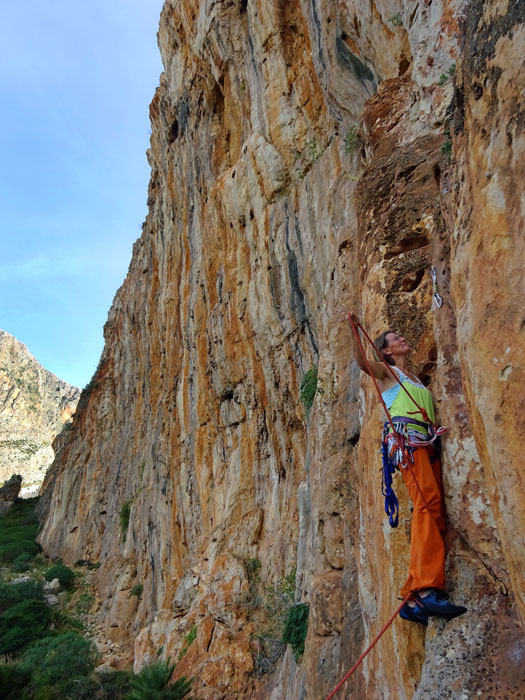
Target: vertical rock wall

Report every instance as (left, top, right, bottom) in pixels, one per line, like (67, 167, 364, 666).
(39, 1, 524, 698)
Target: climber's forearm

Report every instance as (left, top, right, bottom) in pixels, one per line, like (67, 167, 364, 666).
(348, 313, 388, 380)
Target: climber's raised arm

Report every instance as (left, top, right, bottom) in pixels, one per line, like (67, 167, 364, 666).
(348, 313, 390, 381)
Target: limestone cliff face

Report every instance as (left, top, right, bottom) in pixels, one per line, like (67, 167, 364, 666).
(0, 330, 79, 491)
(39, 1, 524, 698)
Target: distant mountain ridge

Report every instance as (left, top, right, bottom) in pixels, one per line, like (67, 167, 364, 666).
(0, 329, 80, 492)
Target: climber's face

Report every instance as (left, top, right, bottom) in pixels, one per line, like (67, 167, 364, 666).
(384, 332, 411, 359)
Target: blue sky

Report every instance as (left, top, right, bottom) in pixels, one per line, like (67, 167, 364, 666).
(0, 1, 165, 388)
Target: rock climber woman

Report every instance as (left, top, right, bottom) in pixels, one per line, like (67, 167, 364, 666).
(348, 313, 467, 625)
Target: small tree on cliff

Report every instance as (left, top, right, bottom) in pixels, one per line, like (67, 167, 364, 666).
(125, 659, 196, 700)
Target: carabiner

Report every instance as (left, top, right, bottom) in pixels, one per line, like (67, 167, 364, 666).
(431, 268, 443, 308)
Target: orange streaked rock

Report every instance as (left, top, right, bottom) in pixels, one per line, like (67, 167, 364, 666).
(39, 1, 525, 698)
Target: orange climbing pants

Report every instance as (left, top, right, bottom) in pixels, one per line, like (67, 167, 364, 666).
(399, 445, 446, 598)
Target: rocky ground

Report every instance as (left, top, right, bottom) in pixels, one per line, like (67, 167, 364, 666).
(1, 552, 120, 671)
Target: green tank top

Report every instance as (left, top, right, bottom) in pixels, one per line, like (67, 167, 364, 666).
(386, 369, 435, 434)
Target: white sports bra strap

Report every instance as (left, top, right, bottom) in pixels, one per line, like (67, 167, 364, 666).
(392, 366, 424, 388)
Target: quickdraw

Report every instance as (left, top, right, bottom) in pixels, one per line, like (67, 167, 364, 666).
(431, 267, 443, 309)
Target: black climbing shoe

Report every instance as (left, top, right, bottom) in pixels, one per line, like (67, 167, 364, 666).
(414, 589, 467, 620)
(399, 602, 428, 626)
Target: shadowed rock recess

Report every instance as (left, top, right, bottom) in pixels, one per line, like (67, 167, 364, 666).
(38, 2, 524, 698)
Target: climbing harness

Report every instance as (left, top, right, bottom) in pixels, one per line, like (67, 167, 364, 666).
(381, 416, 443, 528)
(322, 315, 448, 699)
(431, 267, 443, 309)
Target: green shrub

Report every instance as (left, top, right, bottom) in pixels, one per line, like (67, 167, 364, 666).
(184, 626, 197, 646)
(249, 568, 298, 677)
(177, 626, 197, 660)
(246, 558, 261, 577)
(120, 500, 134, 542)
(125, 659, 195, 700)
(59, 670, 133, 700)
(0, 523, 39, 541)
(73, 558, 102, 569)
(0, 498, 39, 528)
(282, 603, 309, 660)
(0, 532, 41, 562)
(0, 514, 38, 544)
(59, 677, 101, 700)
(299, 366, 318, 414)
(0, 498, 41, 563)
(262, 569, 296, 637)
(53, 609, 86, 634)
(0, 579, 43, 613)
(76, 593, 94, 613)
(0, 599, 52, 654)
(22, 631, 97, 690)
(390, 12, 403, 26)
(441, 139, 452, 162)
(75, 558, 91, 567)
(344, 126, 359, 154)
(279, 568, 296, 601)
(0, 662, 32, 699)
(129, 584, 143, 598)
(59, 672, 134, 700)
(306, 139, 322, 164)
(12, 552, 33, 572)
(96, 670, 134, 699)
(44, 562, 75, 588)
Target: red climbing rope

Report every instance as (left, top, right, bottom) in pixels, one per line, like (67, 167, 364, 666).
(323, 593, 412, 700)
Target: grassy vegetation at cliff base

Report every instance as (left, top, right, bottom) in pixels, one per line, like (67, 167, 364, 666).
(0, 497, 197, 700)
(0, 498, 41, 563)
